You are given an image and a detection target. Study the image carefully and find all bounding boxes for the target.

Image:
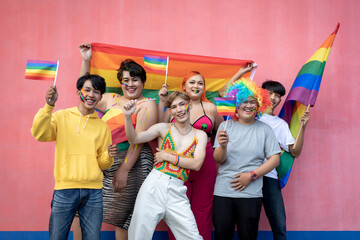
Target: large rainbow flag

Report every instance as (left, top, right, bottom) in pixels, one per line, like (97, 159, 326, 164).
(277, 23, 340, 188)
(90, 43, 253, 102)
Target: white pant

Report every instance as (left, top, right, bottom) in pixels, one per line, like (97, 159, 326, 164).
(128, 169, 202, 240)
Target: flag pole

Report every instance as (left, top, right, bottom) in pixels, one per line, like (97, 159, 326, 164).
(249, 63, 258, 81)
(223, 116, 230, 131)
(293, 104, 310, 149)
(164, 56, 169, 85)
(49, 60, 59, 102)
(53, 60, 59, 86)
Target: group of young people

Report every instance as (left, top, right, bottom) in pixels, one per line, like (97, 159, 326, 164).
(31, 43, 310, 240)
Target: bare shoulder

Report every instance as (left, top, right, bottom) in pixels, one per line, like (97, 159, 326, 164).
(103, 92, 119, 100)
(139, 99, 157, 109)
(194, 128, 207, 141)
(136, 99, 158, 117)
(154, 122, 170, 137)
(96, 93, 118, 112)
(202, 101, 218, 118)
(203, 101, 217, 112)
(103, 93, 120, 104)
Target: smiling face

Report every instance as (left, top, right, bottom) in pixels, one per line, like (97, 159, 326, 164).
(237, 96, 259, 123)
(268, 91, 281, 112)
(121, 70, 144, 99)
(169, 96, 191, 123)
(183, 74, 205, 100)
(78, 79, 102, 114)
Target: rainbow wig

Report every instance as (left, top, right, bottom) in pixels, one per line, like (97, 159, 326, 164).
(225, 78, 272, 117)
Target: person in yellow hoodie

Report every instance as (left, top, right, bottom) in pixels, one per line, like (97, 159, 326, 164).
(31, 73, 118, 240)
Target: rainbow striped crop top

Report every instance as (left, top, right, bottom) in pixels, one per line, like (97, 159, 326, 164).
(154, 124, 197, 181)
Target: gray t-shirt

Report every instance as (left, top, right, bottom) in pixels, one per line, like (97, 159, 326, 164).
(213, 119, 281, 198)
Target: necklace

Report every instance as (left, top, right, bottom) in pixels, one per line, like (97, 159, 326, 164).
(173, 123, 192, 136)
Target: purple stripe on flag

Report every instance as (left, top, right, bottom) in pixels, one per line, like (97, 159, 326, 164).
(27, 60, 58, 64)
(284, 87, 319, 107)
(279, 101, 294, 124)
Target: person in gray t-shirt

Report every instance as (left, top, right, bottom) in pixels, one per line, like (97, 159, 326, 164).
(213, 78, 281, 240)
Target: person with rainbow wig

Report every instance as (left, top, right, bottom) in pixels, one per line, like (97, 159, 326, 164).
(158, 71, 223, 240)
(212, 78, 281, 240)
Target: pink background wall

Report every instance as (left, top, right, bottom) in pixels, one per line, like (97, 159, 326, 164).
(1, 0, 359, 232)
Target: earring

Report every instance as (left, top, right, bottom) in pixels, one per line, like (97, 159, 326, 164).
(235, 113, 239, 118)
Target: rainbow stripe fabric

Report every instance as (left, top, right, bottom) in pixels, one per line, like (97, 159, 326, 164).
(277, 23, 340, 188)
(214, 97, 236, 116)
(89, 43, 253, 102)
(25, 60, 58, 81)
(144, 55, 168, 74)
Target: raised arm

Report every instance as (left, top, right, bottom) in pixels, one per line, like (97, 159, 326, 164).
(113, 100, 157, 192)
(79, 43, 92, 76)
(123, 100, 164, 144)
(207, 102, 223, 132)
(289, 109, 310, 158)
(78, 43, 110, 113)
(31, 86, 58, 142)
(219, 64, 254, 97)
(158, 84, 171, 122)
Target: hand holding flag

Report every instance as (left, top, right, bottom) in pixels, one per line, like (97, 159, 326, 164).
(25, 59, 59, 85)
(46, 85, 58, 106)
(26, 59, 60, 102)
(215, 97, 236, 131)
(144, 55, 169, 85)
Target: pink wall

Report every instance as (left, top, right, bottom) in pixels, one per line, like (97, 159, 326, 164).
(1, 0, 359, 232)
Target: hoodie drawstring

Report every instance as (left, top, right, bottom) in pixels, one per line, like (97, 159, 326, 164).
(78, 113, 90, 133)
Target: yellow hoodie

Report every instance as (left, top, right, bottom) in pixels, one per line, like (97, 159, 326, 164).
(31, 103, 114, 190)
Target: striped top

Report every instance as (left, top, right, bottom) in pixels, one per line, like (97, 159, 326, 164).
(154, 124, 197, 181)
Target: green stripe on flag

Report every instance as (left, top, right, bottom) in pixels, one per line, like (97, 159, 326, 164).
(296, 60, 323, 77)
(26, 66, 57, 70)
(276, 151, 295, 179)
(144, 59, 167, 66)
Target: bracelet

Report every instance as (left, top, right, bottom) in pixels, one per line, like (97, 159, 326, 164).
(174, 155, 180, 166)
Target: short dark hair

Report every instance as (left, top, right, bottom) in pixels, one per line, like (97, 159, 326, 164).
(165, 91, 190, 108)
(76, 73, 106, 94)
(117, 59, 146, 84)
(261, 80, 286, 97)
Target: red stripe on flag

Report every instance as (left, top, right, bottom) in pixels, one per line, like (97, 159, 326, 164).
(91, 43, 253, 66)
(25, 76, 55, 81)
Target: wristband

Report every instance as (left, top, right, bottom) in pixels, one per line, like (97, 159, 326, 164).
(174, 155, 180, 166)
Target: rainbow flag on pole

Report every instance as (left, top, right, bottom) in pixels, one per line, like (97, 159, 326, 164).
(214, 97, 236, 116)
(144, 55, 168, 74)
(89, 43, 254, 102)
(25, 60, 59, 81)
(277, 23, 340, 188)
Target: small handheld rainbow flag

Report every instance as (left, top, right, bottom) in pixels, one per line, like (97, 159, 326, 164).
(214, 97, 236, 116)
(144, 55, 168, 74)
(25, 60, 59, 84)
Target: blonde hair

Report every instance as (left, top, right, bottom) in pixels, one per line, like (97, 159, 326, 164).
(165, 91, 190, 108)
